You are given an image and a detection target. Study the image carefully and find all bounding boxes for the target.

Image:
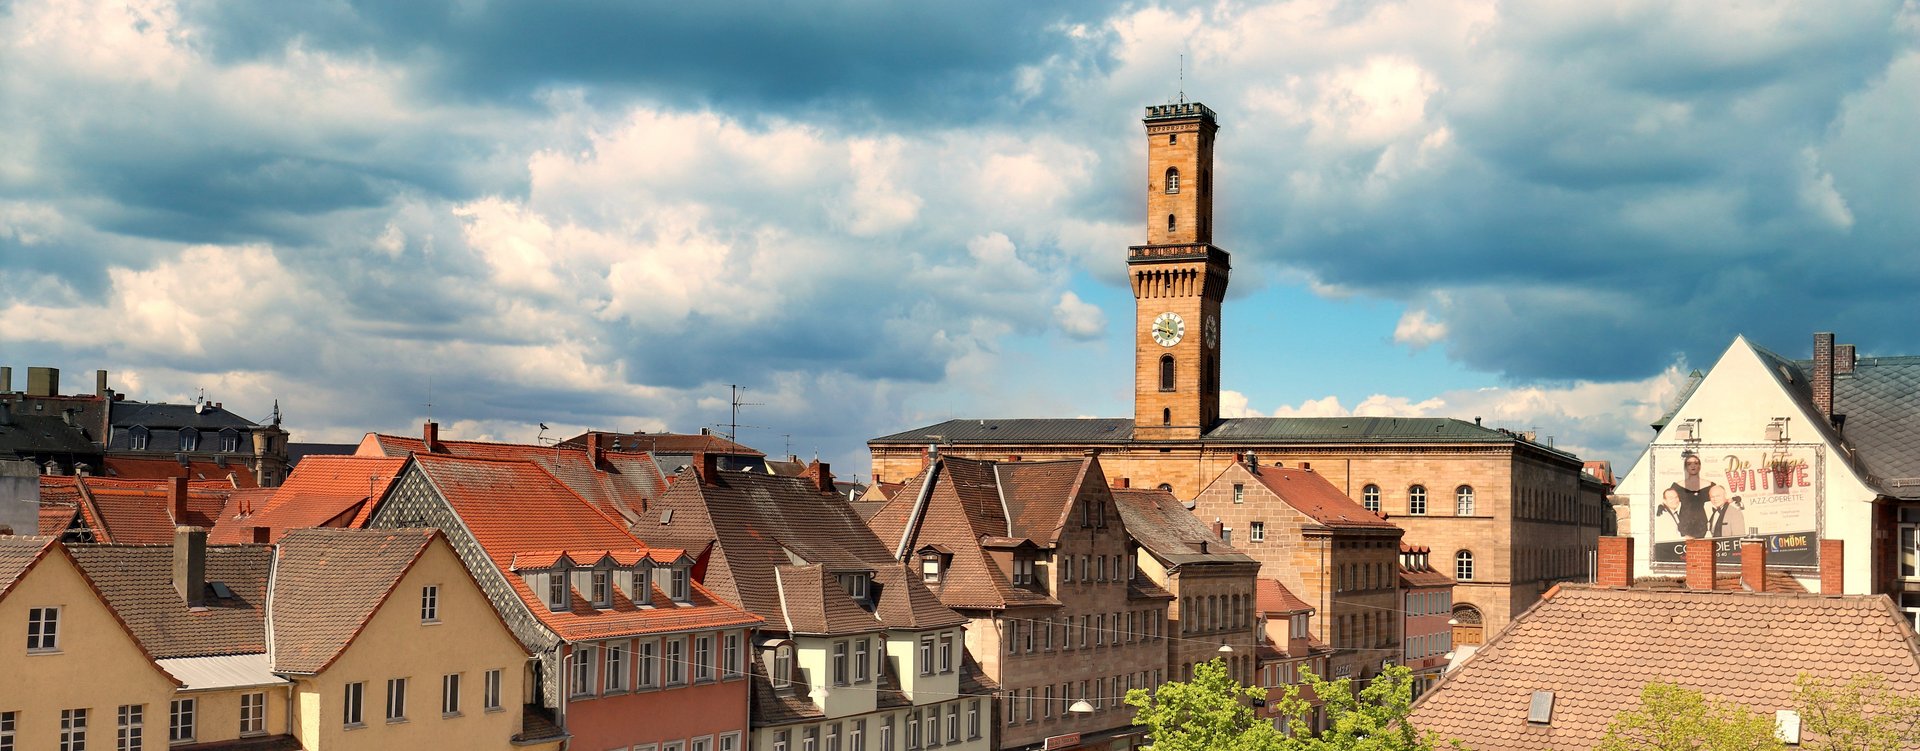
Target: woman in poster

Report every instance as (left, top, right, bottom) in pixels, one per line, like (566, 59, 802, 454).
(1659, 451, 1741, 539)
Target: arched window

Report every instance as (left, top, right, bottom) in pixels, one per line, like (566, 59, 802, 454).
(1167, 213, 1176, 233)
(1162, 408, 1171, 426)
(1159, 355, 1175, 392)
(1409, 485, 1428, 515)
(1165, 167, 1181, 194)
(1455, 485, 1475, 516)
(1455, 550, 1475, 581)
(1361, 484, 1380, 513)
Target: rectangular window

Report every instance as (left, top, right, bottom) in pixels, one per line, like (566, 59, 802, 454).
(593, 570, 611, 607)
(1250, 521, 1265, 542)
(1, 711, 13, 751)
(967, 700, 980, 739)
(803, 728, 818, 751)
(1095, 614, 1105, 646)
(724, 632, 743, 678)
(1080, 615, 1090, 647)
(61, 708, 87, 751)
(939, 633, 954, 673)
(606, 642, 629, 692)
(855, 639, 871, 683)
(1061, 556, 1073, 582)
(921, 636, 936, 674)
(484, 669, 503, 711)
(834, 640, 850, 686)
(116, 705, 141, 751)
(921, 556, 941, 583)
(881, 716, 894, 751)
(168, 698, 195, 743)
(693, 737, 712, 751)
(28, 606, 59, 652)
(826, 724, 840, 751)
(570, 646, 595, 696)
(441, 673, 462, 716)
(239, 692, 266, 735)
(911, 708, 925, 748)
(1233, 483, 1244, 503)
(924, 707, 941, 746)
(774, 732, 790, 751)
(695, 635, 714, 682)
(421, 585, 440, 622)
(946, 704, 959, 743)
(639, 640, 660, 688)
(850, 720, 865, 751)
(666, 639, 686, 685)
(721, 732, 741, 751)
(344, 682, 365, 726)
(671, 568, 691, 602)
(385, 677, 408, 721)
(1901, 522, 1918, 580)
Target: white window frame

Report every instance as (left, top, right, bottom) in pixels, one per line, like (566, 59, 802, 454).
(169, 698, 195, 743)
(344, 682, 365, 727)
(1362, 484, 1380, 512)
(665, 638, 686, 685)
(1250, 521, 1265, 542)
(606, 642, 629, 692)
(61, 708, 87, 751)
(484, 669, 503, 711)
(724, 632, 743, 678)
(386, 677, 408, 722)
(116, 704, 142, 751)
(772, 644, 792, 688)
(939, 633, 954, 673)
(1409, 485, 1428, 515)
(1232, 483, 1244, 503)
(571, 646, 596, 697)
(639, 640, 660, 688)
(854, 638, 871, 683)
(240, 691, 267, 735)
(421, 585, 440, 623)
(28, 606, 60, 653)
(1456, 485, 1475, 516)
(695, 634, 714, 682)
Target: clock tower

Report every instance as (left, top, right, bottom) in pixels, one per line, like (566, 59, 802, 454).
(1132, 101, 1229, 441)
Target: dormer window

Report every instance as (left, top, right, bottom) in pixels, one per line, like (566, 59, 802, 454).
(219, 428, 240, 453)
(129, 426, 150, 451)
(179, 429, 199, 452)
(546, 570, 569, 612)
(670, 566, 691, 603)
(591, 569, 612, 608)
(839, 573, 871, 602)
(1012, 557, 1035, 587)
(772, 644, 793, 689)
(633, 562, 654, 606)
(921, 554, 942, 584)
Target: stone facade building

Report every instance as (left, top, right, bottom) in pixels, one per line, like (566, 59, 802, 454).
(867, 102, 1604, 640)
(1395, 545, 1453, 695)
(1190, 457, 1404, 682)
(864, 454, 1172, 751)
(1112, 485, 1261, 685)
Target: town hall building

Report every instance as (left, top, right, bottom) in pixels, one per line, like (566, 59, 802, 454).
(868, 101, 1607, 639)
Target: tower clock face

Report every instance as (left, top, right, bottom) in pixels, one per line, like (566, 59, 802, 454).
(1151, 312, 1186, 347)
(1204, 315, 1219, 350)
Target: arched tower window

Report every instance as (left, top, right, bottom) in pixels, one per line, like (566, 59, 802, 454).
(1166, 214, 1176, 233)
(1159, 355, 1175, 392)
(1162, 408, 1171, 426)
(1454, 550, 1476, 581)
(1165, 168, 1180, 194)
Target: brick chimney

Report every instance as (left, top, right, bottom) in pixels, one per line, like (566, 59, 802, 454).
(1211, 518, 1225, 541)
(174, 526, 207, 608)
(587, 432, 607, 470)
(422, 421, 441, 452)
(804, 461, 835, 493)
(1685, 538, 1716, 591)
(168, 476, 190, 525)
(1597, 536, 1634, 587)
(1739, 537, 1767, 593)
(695, 452, 720, 486)
(1820, 539, 1845, 594)
(1812, 332, 1835, 421)
(1113, 477, 1130, 489)
(1835, 344, 1856, 375)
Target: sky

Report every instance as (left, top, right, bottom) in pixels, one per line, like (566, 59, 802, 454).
(3, 0, 1917, 480)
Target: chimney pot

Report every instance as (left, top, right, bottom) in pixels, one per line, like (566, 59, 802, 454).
(1684, 538, 1717, 590)
(1739, 537, 1767, 592)
(95, 370, 108, 397)
(173, 526, 207, 608)
(1813, 332, 1836, 421)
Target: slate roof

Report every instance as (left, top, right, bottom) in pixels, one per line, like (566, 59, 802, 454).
(872, 416, 1569, 453)
(269, 528, 439, 674)
(109, 401, 258, 430)
(0, 411, 100, 456)
(1112, 487, 1256, 567)
(1408, 586, 1920, 751)
(1240, 465, 1399, 530)
(210, 456, 405, 544)
(407, 454, 761, 641)
(1740, 346, 1920, 499)
(68, 543, 273, 659)
(284, 442, 357, 467)
(364, 434, 666, 525)
(644, 468, 964, 636)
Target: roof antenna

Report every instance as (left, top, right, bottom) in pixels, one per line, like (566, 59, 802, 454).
(1179, 53, 1186, 104)
(424, 374, 433, 423)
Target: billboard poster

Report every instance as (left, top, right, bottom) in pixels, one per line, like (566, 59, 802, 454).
(1649, 444, 1823, 567)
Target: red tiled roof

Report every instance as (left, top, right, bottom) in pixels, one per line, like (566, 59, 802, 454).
(864, 457, 1081, 612)
(1408, 586, 1920, 751)
(408, 454, 760, 641)
(365, 434, 664, 525)
(103, 457, 260, 488)
(1242, 466, 1397, 529)
(209, 456, 405, 544)
(37, 506, 77, 536)
(1399, 566, 1454, 589)
(47, 476, 236, 544)
(0, 538, 183, 685)
(1256, 578, 1314, 615)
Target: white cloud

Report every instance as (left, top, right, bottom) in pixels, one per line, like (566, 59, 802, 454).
(1393, 309, 1448, 348)
(1053, 291, 1106, 340)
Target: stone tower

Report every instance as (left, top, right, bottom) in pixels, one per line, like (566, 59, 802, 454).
(1131, 102, 1230, 441)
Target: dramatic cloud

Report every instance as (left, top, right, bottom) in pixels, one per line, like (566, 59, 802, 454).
(3, 0, 1917, 472)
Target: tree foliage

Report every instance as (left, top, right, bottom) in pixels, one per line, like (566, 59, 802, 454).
(1597, 682, 1784, 751)
(1793, 674, 1920, 751)
(1125, 660, 1456, 751)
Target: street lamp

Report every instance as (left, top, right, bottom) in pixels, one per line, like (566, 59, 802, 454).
(1218, 642, 1235, 654)
(1068, 700, 1095, 714)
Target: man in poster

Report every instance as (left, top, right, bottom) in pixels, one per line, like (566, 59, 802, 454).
(1658, 451, 1744, 539)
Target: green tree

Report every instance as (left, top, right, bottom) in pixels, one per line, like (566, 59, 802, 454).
(1125, 658, 1286, 751)
(1126, 660, 1456, 751)
(1793, 673, 1920, 751)
(1598, 682, 1784, 751)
